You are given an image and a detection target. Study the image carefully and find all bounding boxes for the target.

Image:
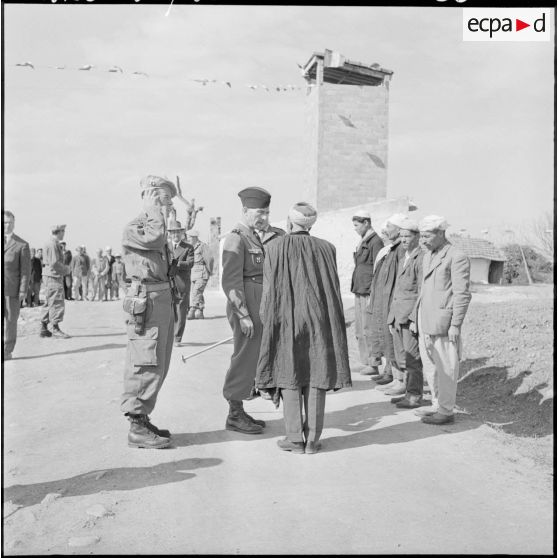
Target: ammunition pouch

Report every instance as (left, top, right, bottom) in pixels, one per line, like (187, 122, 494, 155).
(123, 283, 148, 335)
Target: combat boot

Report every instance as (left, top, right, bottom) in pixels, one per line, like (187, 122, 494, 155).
(125, 413, 171, 438)
(127, 415, 171, 449)
(39, 322, 52, 338)
(240, 406, 266, 428)
(187, 308, 196, 320)
(194, 309, 204, 319)
(226, 400, 263, 434)
(52, 325, 71, 339)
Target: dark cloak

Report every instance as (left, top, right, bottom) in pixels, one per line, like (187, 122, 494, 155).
(255, 232, 352, 391)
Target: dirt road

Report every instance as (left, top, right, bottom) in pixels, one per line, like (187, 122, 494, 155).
(3, 290, 553, 554)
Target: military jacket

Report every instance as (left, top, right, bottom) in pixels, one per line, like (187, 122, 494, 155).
(43, 237, 70, 279)
(221, 222, 284, 318)
(122, 207, 171, 283)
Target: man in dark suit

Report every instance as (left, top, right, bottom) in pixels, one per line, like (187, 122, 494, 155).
(3, 211, 30, 359)
(61, 242, 73, 300)
(168, 220, 195, 346)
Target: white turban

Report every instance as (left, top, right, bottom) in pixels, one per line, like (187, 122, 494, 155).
(288, 202, 318, 228)
(419, 215, 449, 232)
(398, 216, 419, 232)
(386, 213, 409, 229)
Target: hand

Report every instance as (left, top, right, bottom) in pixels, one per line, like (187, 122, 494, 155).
(388, 324, 394, 335)
(409, 321, 417, 334)
(448, 325, 460, 343)
(239, 316, 254, 338)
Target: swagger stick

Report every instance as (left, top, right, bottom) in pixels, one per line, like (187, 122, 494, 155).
(181, 336, 234, 365)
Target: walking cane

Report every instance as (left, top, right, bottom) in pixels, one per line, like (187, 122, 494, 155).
(181, 336, 233, 365)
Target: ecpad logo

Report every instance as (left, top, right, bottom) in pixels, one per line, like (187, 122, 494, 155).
(463, 9, 551, 42)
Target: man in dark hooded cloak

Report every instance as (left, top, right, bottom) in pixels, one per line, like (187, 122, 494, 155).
(256, 202, 352, 454)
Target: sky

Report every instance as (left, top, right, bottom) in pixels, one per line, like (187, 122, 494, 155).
(2, 4, 555, 253)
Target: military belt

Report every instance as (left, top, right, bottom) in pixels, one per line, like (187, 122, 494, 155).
(244, 276, 263, 284)
(133, 281, 170, 293)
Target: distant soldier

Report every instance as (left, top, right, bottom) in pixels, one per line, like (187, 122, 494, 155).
(111, 253, 127, 300)
(90, 248, 108, 301)
(3, 211, 30, 359)
(121, 175, 178, 449)
(412, 215, 471, 425)
(221, 187, 284, 434)
(168, 219, 195, 346)
(186, 230, 214, 320)
(40, 225, 71, 338)
(71, 245, 90, 301)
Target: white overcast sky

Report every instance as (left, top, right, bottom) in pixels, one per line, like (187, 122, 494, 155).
(2, 4, 555, 252)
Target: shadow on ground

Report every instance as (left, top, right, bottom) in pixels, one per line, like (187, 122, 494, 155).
(457, 362, 553, 437)
(172, 399, 479, 452)
(4, 457, 222, 508)
(13, 343, 126, 360)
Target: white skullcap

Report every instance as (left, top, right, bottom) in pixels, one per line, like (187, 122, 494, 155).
(419, 215, 449, 232)
(353, 210, 371, 220)
(105, 246, 112, 251)
(288, 202, 318, 228)
(398, 216, 419, 232)
(387, 213, 409, 229)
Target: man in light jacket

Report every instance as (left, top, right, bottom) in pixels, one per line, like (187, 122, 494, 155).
(410, 215, 471, 425)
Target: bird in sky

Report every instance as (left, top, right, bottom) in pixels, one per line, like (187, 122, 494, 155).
(15, 61, 34, 69)
(132, 71, 149, 77)
(79, 64, 94, 71)
(222, 81, 232, 88)
(260, 84, 270, 92)
(108, 65, 123, 73)
(247, 84, 258, 90)
(194, 79, 215, 86)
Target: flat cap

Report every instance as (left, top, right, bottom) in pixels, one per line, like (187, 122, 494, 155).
(51, 224, 66, 232)
(238, 187, 271, 209)
(419, 215, 449, 232)
(352, 210, 371, 220)
(167, 219, 185, 232)
(140, 175, 177, 198)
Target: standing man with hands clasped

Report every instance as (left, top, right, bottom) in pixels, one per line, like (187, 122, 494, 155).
(221, 187, 284, 435)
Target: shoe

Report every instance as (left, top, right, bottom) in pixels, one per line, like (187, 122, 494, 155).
(194, 309, 204, 319)
(305, 441, 322, 454)
(187, 308, 196, 320)
(396, 395, 425, 409)
(127, 417, 171, 449)
(144, 415, 171, 438)
(376, 379, 398, 391)
(372, 374, 393, 386)
(359, 365, 378, 376)
(384, 381, 407, 396)
(226, 400, 263, 434)
(242, 409, 266, 428)
(415, 407, 437, 417)
(421, 412, 455, 425)
(277, 438, 305, 454)
(52, 325, 71, 339)
(390, 395, 406, 404)
(40, 323, 53, 338)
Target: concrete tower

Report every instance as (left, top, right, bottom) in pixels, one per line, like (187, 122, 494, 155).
(302, 50, 393, 212)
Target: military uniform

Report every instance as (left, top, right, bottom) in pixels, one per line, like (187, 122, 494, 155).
(189, 238, 213, 317)
(222, 222, 284, 401)
(41, 226, 71, 336)
(120, 175, 178, 449)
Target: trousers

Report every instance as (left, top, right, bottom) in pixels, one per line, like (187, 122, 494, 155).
(418, 308, 461, 416)
(41, 277, 65, 325)
(4, 295, 20, 354)
(391, 323, 423, 396)
(223, 281, 262, 401)
(174, 285, 191, 341)
(282, 386, 327, 443)
(121, 288, 174, 415)
(72, 274, 89, 300)
(354, 294, 374, 366)
(190, 277, 208, 310)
